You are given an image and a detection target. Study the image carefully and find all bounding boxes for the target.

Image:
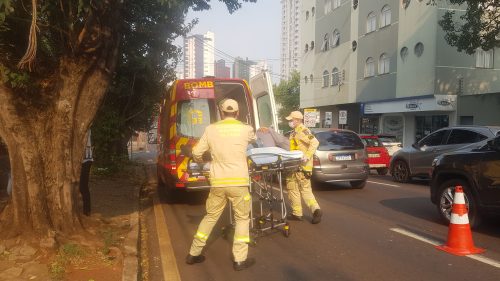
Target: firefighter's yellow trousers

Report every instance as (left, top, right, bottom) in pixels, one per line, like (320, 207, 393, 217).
(286, 171, 320, 216)
(189, 186, 251, 262)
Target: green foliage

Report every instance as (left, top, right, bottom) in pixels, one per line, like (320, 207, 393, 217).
(50, 243, 85, 280)
(273, 71, 300, 132)
(431, 0, 499, 54)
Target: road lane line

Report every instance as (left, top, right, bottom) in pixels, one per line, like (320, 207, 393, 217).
(390, 227, 500, 269)
(390, 227, 440, 246)
(153, 195, 182, 281)
(368, 181, 400, 187)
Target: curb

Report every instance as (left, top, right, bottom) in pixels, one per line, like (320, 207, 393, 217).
(122, 167, 142, 281)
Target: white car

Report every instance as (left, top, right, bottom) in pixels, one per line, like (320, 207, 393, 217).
(377, 134, 402, 156)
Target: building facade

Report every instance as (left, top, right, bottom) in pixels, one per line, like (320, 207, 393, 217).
(215, 59, 231, 78)
(281, 0, 301, 80)
(233, 57, 257, 82)
(300, 0, 500, 146)
(183, 31, 215, 79)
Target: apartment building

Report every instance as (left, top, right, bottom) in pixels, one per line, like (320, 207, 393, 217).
(183, 31, 215, 79)
(300, 0, 500, 145)
(281, 0, 301, 80)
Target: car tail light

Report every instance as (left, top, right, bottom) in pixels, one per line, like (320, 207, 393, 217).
(313, 155, 321, 170)
(168, 143, 177, 175)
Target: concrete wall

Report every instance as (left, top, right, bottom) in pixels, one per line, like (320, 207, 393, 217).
(457, 93, 500, 126)
(395, 1, 437, 99)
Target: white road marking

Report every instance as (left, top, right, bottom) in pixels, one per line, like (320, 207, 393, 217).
(368, 181, 400, 188)
(390, 227, 500, 269)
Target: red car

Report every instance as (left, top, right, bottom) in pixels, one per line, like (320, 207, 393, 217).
(359, 135, 391, 175)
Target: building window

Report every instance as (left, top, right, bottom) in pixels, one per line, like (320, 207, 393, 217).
(333, 0, 341, 9)
(311, 41, 315, 50)
(312, 7, 315, 16)
(324, 0, 332, 15)
(475, 48, 493, 68)
(380, 5, 391, 27)
(353, 0, 358, 10)
(323, 70, 330, 87)
(331, 29, 340, 48)
(414, 42, 424, 57)
(305, 76, 308, 84)
(305, 43, 309, 53)
(306, 11, 309, 20)
(365, 57, 375, 77)
(310, 74, 313, 83)
(366, 12, 377, 33)
(379, 53, 390, 74)
(400, 46, 408, 62)
(322, 33, 330, 51)
(331, 67, 340, 86)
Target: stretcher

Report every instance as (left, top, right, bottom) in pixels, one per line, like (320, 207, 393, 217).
(222, 147, 303, 244)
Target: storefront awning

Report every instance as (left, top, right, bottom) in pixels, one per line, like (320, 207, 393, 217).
(362, 95, 457, 114)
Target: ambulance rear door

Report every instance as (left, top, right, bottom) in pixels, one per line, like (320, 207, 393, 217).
(249, 71, 279, 130)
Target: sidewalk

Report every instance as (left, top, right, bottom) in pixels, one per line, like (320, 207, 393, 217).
(0, 163, 144, 281)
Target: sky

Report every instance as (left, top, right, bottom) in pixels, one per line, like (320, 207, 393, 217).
(174, 0, 282, 82)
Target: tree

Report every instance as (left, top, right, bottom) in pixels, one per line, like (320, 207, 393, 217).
(274, 71, 300, 132)
(0, 0, 255, 240)
(432, 0, 499, 54)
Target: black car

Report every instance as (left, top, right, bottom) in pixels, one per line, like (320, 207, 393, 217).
(430, 135, 500, 228)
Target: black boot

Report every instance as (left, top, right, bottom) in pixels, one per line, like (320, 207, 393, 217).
(312, 209, 322, 224)
(233, 258, 256, 271)
(186, 254, 205, 265)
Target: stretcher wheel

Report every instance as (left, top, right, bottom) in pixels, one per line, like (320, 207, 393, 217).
(283, 223, 290, 237)
(256, 216, 266, 229)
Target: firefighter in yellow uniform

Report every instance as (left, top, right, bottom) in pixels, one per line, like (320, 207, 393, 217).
(186, 99, 257, 271)
(286, 111, 322, 224)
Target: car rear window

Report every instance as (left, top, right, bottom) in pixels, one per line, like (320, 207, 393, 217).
(315, 131, 365, 151)
(362, 138, 383, 147)
(177, 99, 213, 138)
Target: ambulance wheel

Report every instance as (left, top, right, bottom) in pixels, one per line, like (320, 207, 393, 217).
(283, 223, 290, 237)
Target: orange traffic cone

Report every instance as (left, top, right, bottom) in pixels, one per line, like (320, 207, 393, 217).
(436, 186, 485, 256)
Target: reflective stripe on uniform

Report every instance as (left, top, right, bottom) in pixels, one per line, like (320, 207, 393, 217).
(235, 236, 250, 243)
(243, 194, 251, 201)
(210, 177, 249, 186)
(292, 205, 302, 213)
(195, 231, 209, 241)
(307, 199, 318, 207)
(302, 166, 313, 172)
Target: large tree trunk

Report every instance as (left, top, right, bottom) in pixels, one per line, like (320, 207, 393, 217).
(0, 57, 112, 239)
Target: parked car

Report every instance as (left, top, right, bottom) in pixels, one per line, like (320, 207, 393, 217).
(390, 126, 500, 183)
(360, 135, 391, 175)
(430, 135, 500, 228)
(311, 129, 369, 188)
(377, 134, 402, 156)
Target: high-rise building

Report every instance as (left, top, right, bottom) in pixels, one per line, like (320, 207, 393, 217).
(249, 60, 271, 78)
(215, 59, 231, 78)
(233, 57, 256, 82)
(183, 31, 215, 78)
(280, 0, 301, 80)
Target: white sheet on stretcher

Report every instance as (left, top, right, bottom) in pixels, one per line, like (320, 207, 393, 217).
(246, 147, 303, 165)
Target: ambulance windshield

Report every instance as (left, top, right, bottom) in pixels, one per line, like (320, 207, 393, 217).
(177, 99, 212, 138)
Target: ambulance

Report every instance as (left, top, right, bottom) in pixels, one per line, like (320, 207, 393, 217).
(156, 72, 278, 195)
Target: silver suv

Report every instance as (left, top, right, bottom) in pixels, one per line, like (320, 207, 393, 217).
(390, 126, 500, 183)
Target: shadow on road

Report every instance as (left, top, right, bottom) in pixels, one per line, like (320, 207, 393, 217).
(379, 197, 441, 224)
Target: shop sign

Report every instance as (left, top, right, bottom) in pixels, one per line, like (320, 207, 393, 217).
(363, 95, 456, 114)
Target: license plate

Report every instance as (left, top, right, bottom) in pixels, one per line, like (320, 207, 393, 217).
(335, 155, 352, 161)
(368, 153, 380, 158)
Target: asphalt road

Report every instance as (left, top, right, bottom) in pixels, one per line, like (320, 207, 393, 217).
(145, 168, 500, 281)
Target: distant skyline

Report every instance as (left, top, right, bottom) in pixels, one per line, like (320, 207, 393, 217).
(174, 0, 281, 83)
